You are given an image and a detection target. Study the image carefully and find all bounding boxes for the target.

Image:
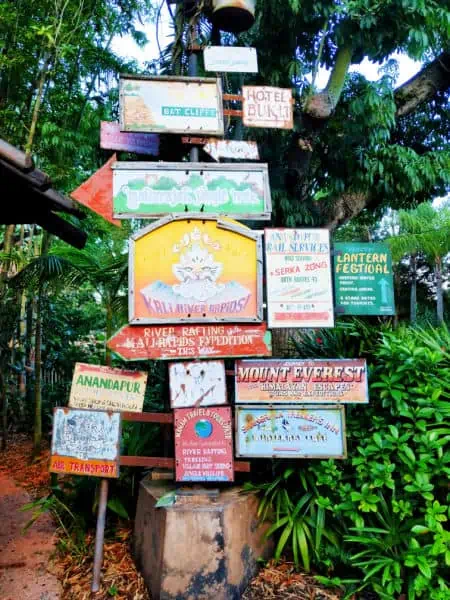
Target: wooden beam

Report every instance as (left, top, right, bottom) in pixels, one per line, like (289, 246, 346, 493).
(120, 455, 251, 472)
(39, 188, 86, 219)
(224, 109, 243, 117)
(35, 211, 87, 249)
(122, 411, 174, 424)
(0, 158, 51, 190)
(0, 138, 33, 172)
(223, 94, 243, 102)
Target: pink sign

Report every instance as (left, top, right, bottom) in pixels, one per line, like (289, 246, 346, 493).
(100, 122, 159, 155)
(174, 407, 234, 482)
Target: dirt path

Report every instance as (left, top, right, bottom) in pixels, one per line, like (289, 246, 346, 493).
(0, 470, 62, 600)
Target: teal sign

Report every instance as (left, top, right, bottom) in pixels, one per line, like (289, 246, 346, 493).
(333, 243, 395, 316)
(162, 106, 217, 118)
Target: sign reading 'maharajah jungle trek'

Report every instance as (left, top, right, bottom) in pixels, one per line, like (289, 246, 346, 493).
(113, 162, 272, 220)
(69, 363, 147, 412)
(333, 242, 395, 316)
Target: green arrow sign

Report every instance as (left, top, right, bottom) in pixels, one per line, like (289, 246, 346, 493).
(333, 243, 395, 316)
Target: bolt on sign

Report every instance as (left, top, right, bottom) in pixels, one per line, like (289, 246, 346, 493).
(68, 363, 147, 413)
(100, 121, 159, 155)
(235, 405, 346, 459)
(113, 162, 271, 220)
(174, 406, 234, 482)
(265, 228, 334, 328)
(169, 360, 227, 408)
(119, 75, 224, 136)
(107, 323, 272, 361)
(334, 243, 395, 316)
(49, 408, 121, 478)
(235, 359, 368, 404)
(203, 46, 258, 73)
(242, 86, 293, 129)
(129, 216, 263, 324)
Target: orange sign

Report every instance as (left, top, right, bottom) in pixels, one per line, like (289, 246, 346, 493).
(49, 455, 119, 478)
(129, 216, 263, 324)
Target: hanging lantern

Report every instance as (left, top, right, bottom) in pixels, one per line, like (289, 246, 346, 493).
(210, 0, 256, 33)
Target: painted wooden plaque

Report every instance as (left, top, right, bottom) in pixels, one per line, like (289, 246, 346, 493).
(49, 408, 121, 478)
(169, 360, 227, 408)
(129, 216, 263, 324)
(113, 162, 271, 219)
(174, 406, 234, 482)
(119, 75, 224, 136)
(265, 228, 334, 328)
(242, 86, 293, 129)
(235, 359, 368, 404)
(69, 362, 147, 412)
(235, 405, 346, 459)
(107, 323, 272, 361)
(204, 46, 258, 73)
(100, 121, 159, 155)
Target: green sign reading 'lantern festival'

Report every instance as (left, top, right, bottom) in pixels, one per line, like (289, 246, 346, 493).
(333, 243, 395, 316)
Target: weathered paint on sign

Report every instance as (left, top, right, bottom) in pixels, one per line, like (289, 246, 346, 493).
(174, 406, 234, 482)
(69, 363, 147, 412)
(129, 216, 263, 324)
(100, 121, 159, 155)
(235, 359, 368, 404)
(169, 360, 227, 408)
(242, 86, 293, 129)
(204, 46, 258, 73)
(334, 242, 395, 315)
(71, 154, 120, 227)
(50, 408, 121, 478)
(107, 323, 272, 361)
(203, 139, 259, 162)
(235, 405, 346, 459)
(265, 228, 334, 328)
(119, 75, 224, 136)
(112, 162, 270, 219)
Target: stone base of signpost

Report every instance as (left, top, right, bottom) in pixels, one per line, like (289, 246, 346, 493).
(133, 479, 273, 600)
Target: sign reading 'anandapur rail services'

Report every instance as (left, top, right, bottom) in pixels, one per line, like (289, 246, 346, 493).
(235, 359, 368, 404)
(69, 363, 147, 412)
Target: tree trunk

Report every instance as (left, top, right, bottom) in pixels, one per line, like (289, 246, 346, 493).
(410, 253, 417, 324)
(105, 302, 113, 366)
(25, 53, 51, 156)
(0, 369, 7, 451)
(0, 224, 15, 293)
(270, 328, 297, 358)
(435, 258, 444, 325)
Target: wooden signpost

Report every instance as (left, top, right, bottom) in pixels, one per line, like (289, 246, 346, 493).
(203, 139, 259, 162)
(242, 86, 293, 129)
(265, 228, 334, 328)
(119, 75, 224, 136)
(112, 162, 270, 219)
(107, 323, 272, 360)
(100, 121, 159, 155)
(203, 46, 258, 73)
(169, 360, 227, 408)
(129, 215, 263, 324)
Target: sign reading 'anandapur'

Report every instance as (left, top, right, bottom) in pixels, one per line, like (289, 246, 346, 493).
(129, 216, 263, 324)
(334, 243, 395, 316)
(265, 229, 334, 328)
(235, 359, 368, 404)
(174, 406, 233, 482)
(69, 363, 147, 412)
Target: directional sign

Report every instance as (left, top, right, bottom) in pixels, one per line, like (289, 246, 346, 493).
(243, 86, 293, 129)
(169, 360, 227, 408)
(107, 323, 272, 361)
(100, 121, 159, 155)
(204, 46, 258, 73)
(129, 216, 263, 324)
(334, 243, 395, 315)
(119, 75, 224, 136)
(113, 162, 271, 219)
(203, 139, 259, 162)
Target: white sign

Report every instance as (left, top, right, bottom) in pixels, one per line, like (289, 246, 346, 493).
(169, 360, 227, 408)
(203, 139, 259, 161)
(243, 86, 293, 129)
(265, 228, 334, 328)
(204, 46, 258, 73)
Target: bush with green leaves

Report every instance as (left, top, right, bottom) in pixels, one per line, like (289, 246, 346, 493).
(248, 323, 450, 599)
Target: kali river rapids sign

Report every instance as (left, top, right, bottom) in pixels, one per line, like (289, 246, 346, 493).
(174, 406, 234, 482)
(108, 323, 272, 360)
(50, 408, 121, 478)
(119, 74, 224, 136)
(129, 216, 263, 324)
(69, 363, 147, 412)
(113, 162, 271, 220)
(235, 359, 368, 404)
(235, 405, 346, 459)
(265, 228, 334, 328)
(334, 243, 395, 316)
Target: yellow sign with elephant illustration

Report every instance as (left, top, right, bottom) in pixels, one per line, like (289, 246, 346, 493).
(129, 216, 263, 324)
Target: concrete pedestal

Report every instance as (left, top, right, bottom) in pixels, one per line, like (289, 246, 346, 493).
(133, 480, 273, 600)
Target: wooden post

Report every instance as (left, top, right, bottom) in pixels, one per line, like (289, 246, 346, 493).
(91, 478, 109, 593)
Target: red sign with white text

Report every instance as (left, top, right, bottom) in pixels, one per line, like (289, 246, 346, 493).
(174, 407, 234, 482)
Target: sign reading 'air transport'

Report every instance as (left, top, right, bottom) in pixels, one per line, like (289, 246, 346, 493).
(334, 243, 395, 316)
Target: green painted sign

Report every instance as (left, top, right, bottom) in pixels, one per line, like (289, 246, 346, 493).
(333, 243, 395, 316)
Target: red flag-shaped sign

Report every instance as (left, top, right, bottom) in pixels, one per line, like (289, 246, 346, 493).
(71, 154, 120, 227)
